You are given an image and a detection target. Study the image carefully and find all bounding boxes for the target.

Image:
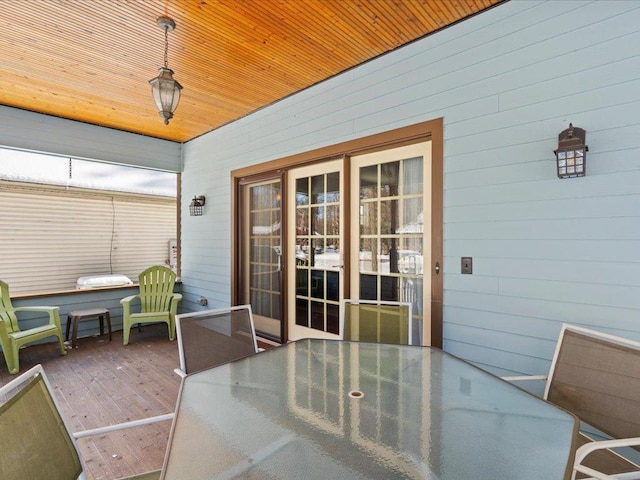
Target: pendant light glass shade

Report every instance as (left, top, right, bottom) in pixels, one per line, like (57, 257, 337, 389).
(149, 67, 183, 125)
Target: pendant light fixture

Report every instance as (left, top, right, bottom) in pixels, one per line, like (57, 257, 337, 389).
(149, 15, 183, 125)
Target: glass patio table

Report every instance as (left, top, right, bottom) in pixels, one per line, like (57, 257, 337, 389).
(161, 339, 578, 480)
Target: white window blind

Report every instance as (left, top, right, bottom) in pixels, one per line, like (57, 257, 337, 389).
(0, 181, 176, 295)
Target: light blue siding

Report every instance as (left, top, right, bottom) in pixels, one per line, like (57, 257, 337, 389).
(181, 0, 640, 377)
(0, 105, 181, 171)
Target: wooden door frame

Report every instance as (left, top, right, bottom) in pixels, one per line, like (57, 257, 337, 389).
(231, 118, 443, 347)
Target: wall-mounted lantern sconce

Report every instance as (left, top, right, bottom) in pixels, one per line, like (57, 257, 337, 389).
(554, 123, 588, 178)
(189, 195, 206, 216)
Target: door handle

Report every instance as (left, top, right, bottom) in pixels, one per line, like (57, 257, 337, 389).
(435, 262, 440, 275)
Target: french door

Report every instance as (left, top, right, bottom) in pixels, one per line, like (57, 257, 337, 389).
(286, 142, 431, 344)
(350, 142, 431, 345)
(287, 159, 344, 340)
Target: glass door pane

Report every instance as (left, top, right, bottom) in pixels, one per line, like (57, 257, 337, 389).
(351, 143, 431, 345)
(240, 179, 283, 342)
(288, 159, 343, 340)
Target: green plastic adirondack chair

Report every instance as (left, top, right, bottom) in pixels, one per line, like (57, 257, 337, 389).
(0, 280, 67, 374)
(121, 265, 182, 345)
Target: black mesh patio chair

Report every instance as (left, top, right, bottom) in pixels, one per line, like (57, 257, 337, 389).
(174, 305, 260, 377)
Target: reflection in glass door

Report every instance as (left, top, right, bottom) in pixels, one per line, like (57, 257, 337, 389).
(287, 159, 343, 340)
(239, 179, 283, 342)
(351, 143, 431, 345)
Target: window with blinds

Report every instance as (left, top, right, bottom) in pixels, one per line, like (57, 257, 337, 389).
(0, 181, 177, 295)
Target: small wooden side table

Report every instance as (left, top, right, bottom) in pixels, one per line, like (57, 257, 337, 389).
(66, 308, 112, 348)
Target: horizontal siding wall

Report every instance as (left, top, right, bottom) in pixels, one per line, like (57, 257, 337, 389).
(0, 182, 176, 294)
(182, 0, 640, 376)
(439, 0, 640, 375)
(0, 105, 181, 171)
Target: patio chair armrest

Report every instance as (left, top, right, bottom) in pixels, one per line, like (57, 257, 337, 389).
(573, 437, 640, 480)
(169, 293, 182, 315)
(14, 306, 61, 327)
(501, 374, 548, 382)
(14, 305, 59, 313)
(120, 294, 140, 318)
(120, 295, 139, 305)
(572, 465, 618, 480)
(72, 412, 174, 439)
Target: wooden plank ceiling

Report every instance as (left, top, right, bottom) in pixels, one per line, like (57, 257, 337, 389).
(0, 0, 503, 143)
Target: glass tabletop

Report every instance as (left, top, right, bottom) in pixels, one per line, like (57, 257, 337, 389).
(161, 339, 577, 480)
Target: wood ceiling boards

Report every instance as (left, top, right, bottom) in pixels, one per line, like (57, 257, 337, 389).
(0, 0, 503, 143)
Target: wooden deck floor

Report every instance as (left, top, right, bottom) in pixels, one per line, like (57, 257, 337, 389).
(0, 324, 181, 480)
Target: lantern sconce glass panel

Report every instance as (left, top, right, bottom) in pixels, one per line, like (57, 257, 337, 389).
(189, 195, 206, 216)
(554, 123, 588, 179)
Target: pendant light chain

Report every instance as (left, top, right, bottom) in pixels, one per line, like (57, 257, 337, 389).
(164, 26, 169, 69)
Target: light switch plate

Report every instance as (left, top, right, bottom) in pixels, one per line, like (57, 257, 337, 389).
(461, 257, 472, 274)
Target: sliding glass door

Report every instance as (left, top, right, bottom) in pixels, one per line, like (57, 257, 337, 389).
(238, 178, 283, 342)
(236, 134, 437, 346)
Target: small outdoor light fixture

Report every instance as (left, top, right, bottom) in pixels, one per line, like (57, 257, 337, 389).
(554, 123, 588, 178)
(149, 15, 183, 125)
(189, 195, 206, 216)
